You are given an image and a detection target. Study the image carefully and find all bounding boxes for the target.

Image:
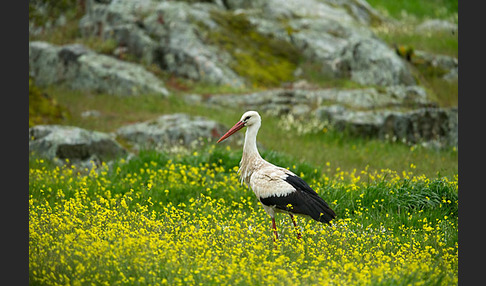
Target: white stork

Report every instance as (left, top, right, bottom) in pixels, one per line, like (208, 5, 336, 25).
(217, 111, 336, 240)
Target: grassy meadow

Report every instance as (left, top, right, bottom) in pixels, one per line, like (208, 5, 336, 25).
(29, 146, 458, 285)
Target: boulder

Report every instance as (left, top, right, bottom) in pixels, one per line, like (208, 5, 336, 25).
(381, 107, 458, 147)
(115, 113, 242, 151)
(29, 41, 169, 96)
(332, 37, 416, 86)
(29, 125, 128, 166)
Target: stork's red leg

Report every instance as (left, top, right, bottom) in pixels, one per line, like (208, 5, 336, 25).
(272, 217, 278, 241)
(289, 214, 302, 239)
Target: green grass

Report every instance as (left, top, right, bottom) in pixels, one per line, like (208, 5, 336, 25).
(366, 0, 458, 21)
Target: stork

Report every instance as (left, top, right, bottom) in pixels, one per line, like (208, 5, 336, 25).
(217, 111, 336, 240)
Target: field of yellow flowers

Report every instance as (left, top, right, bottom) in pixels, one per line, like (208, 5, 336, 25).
(29, 146, 458, 285)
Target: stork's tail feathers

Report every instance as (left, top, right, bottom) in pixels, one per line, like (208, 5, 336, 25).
(303, 193, 336, 225)
(282, 174, 336, 224)
(260, 187, 337, 225)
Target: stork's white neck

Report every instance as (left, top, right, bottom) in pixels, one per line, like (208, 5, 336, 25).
(243, 123, 261, 158)
(239, 122, 264, 186)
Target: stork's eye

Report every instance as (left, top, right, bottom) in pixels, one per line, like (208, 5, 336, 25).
(243, 116, 251, 122)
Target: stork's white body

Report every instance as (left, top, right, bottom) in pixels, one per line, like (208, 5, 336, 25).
(240, 153, 300, 218)
(218, 111, 336, 240)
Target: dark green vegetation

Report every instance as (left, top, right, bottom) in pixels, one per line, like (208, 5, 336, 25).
(29, 77, 70, 127)
(29, 0, 80, 27)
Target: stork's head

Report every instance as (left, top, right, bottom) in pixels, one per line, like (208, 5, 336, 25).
(217, 111, 261, 143)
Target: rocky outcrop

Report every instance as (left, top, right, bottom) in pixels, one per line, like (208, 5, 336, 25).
(115, 113, 242, 151)
(77, 0, 414, 87)
(79, 0, 246, 87)
(29, 41, 169, 96)
(199, 86, 457, 148)
(204, 86, 433, 115)
(29, 125, 128, 166)
(316, 105, 457, 148)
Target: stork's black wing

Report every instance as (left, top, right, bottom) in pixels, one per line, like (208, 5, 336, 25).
(259, 174, 336, 224)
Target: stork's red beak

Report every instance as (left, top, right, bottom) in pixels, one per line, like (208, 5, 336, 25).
(217, 121, 245, 143)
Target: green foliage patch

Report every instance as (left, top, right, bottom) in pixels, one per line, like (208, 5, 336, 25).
(29, 77, 70, 127)
(203, 10, 301, 87)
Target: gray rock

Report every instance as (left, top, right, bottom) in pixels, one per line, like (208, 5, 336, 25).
(262, 0, 356, 23)
(224, 0, 385, 25)
(416, 19, 458, 35)
(380, 107, 458, 147)
(29, 125, 128, 164)
(81, 110, 102, 118)
(315, 105, 458, 147)
(115, 113, 242, 151)
(333, 37, 416, 86)
(150, 2, 244, 86)
(310, 85, 431, 109)
(315, 105, 387, 137)
(29, 41, 170, 96)
(413, 50, 458, 81)
(442, 68, 458, 82)
(329, 0, 387, 25)
(205, 89, 309, 116)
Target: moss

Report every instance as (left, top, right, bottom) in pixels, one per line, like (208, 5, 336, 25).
(81, 37, 118, 56)
(29, 0, 83, 28)
(29, 77, 70, 127)
(203, 10, 301, 87)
